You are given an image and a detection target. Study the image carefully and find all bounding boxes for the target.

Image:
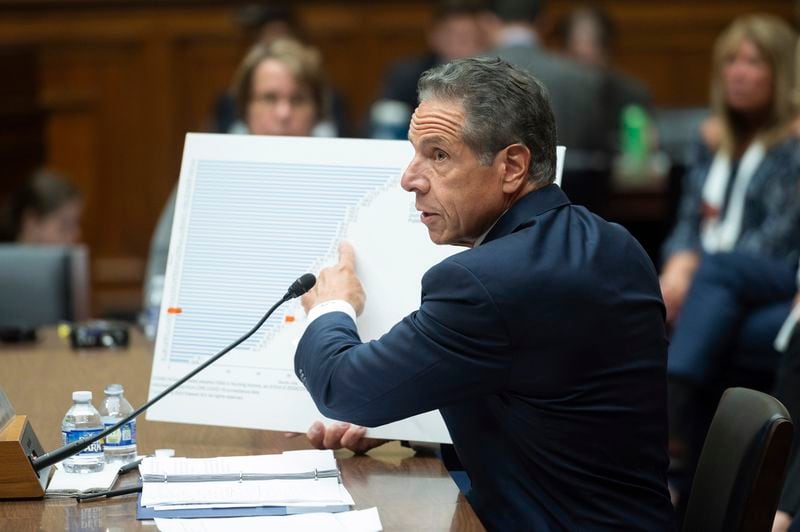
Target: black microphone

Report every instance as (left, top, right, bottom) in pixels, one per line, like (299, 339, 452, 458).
(286, 273, 317, 299)
(31, 273, 316, 472)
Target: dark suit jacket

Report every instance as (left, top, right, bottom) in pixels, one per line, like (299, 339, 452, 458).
(296, 185, 675, 530)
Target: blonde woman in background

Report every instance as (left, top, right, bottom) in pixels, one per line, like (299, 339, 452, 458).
(662, 14, 800, 512)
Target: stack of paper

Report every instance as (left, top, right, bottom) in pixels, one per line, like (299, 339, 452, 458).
(138, 450, 354, 519)
(45, 463, 122, 498)
(154, 507, 383, 532)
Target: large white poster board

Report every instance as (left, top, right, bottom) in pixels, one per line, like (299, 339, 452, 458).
(147, 134, 565, 444)
(146, 134, 460, 443)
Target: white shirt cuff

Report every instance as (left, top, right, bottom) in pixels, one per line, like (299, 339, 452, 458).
(306, 299, 358, 326)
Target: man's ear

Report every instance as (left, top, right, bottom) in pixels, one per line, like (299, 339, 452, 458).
(498, 144, 531, 193)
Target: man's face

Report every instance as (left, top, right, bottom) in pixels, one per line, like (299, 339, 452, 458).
(401, 98, 507, 246)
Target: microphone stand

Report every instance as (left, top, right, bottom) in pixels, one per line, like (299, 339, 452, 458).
(32, 274, 314, 472)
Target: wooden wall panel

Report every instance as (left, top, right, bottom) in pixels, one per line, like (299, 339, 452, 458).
(0, 0, 794, 317)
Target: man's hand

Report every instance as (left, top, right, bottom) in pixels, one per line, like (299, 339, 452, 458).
(302, 241, 366, 315)
(303, 420, 386, 454)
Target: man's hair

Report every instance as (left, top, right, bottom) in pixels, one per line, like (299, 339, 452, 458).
(491, 0, 544, 23)
(417, 57, 557, 187)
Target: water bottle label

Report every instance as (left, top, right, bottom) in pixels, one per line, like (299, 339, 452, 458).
(103, 420, 136, 447)
(62, 429, 104, 455)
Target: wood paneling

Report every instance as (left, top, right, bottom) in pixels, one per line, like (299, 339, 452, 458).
(0, 0, 793, 317)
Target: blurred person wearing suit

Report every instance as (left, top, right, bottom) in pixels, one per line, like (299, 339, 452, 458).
(555, 4, 652, 151)
(484, 0, 608, 156)
(295, 57, 674, 531)
(376, 0, 489, 111)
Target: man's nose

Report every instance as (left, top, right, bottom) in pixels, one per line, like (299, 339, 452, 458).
(401, 158, 427, 193)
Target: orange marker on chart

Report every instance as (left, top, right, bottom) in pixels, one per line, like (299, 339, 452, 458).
(167, 307, 182, 314)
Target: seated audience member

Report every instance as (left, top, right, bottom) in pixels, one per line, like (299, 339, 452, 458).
(211, 5, 347, 137)
(0, 169, 82, 245)
(555, 4, 652, 149)
(661, 12, 800, 478)
(295, 57, 674, 530)
(142, 39, 325, 310)
(376, 0, 488, 112)
(661, 14, 798, 326)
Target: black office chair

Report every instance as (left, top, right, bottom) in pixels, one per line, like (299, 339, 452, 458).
(682, 387, 793, 532)
(0, 244, 90, 328)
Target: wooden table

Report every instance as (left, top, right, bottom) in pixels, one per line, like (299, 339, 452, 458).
(0, 329, 483, 530)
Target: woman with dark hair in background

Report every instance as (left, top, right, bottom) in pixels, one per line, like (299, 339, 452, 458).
(0, 169, 82, 245)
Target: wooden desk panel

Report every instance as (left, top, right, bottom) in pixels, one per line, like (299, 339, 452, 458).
(0, 329, 482, 531)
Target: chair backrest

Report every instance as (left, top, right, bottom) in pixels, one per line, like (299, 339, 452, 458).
(683, 387, 793, 532)
(0, 244, 90, 327)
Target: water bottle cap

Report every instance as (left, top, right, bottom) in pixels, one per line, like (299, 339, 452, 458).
(73, 390, 92, 402)
(105, 384, 124, 395)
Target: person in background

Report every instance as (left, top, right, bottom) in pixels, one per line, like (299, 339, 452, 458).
(211, 4, 348, 138)
(211, 4, 300, 134)
(484, 0, 607, 156)
(660, 14, 800, 508)
(660, 15, 798, 326)
(376, 0, 488, 112)
(555, 4, 651, 150)
(0, 169, 82, 245)
(142, 39, 324, 317)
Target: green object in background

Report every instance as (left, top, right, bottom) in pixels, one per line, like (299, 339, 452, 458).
(621, 104, 649, 164)
(618, 104, 651, 184)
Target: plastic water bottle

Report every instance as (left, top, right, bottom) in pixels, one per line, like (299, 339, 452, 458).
(143, 274, 164, 341)
(99, 384, 137, 464)
(61, 391, 105, 473)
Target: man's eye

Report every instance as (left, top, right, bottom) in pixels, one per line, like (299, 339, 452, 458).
(434, 150, 447, 162)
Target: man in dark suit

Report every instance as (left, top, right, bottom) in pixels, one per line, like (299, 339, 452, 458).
(295, 57, 674, 530)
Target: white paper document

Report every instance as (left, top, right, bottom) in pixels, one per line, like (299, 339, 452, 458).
(146, 134, 565, 443)
(154, 507, 383, 532)
(139, 449, 338, 482)
(139, 450, 353, 509)
(141, 477, 353, 508)
(45, 462, 121, 497)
